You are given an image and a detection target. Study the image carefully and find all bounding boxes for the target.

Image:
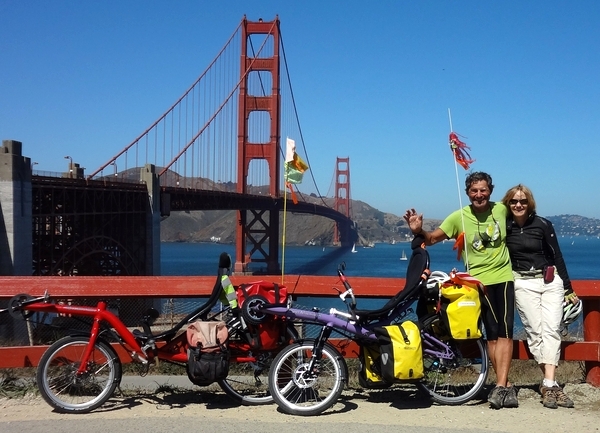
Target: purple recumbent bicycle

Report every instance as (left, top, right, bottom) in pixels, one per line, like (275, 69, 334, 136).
(247, 236, 489, 416)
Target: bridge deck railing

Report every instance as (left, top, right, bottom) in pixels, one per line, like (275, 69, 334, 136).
(1, 276, 600, 385)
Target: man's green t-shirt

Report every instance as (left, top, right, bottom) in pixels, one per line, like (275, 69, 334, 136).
(439, 202, 513, 286)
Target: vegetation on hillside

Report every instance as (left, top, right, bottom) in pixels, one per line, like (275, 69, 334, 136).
(160, 197, 442, 246)
(161, 199, 600, 245)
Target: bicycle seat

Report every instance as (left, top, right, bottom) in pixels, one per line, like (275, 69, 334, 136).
(183, 252, 232, 324)
(145, 252, 232, 341)
(354, 234, 430, 322)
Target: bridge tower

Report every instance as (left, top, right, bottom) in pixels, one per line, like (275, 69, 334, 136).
(235, 17, 281, 274)
(333, 157, 351, 245)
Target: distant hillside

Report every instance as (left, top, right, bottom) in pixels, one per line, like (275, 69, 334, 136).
(161, 200, 600, 245)
(546, 215, 600, 237)
(160, 196, 441, 245)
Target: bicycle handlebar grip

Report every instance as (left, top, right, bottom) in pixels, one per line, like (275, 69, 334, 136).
(338, 271, 352, 290)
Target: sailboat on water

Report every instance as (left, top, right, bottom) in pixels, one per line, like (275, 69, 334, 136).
(400, 250, 407, 261)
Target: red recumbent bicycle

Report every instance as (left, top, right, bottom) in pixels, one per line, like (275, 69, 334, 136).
(1, 253, 297, 413)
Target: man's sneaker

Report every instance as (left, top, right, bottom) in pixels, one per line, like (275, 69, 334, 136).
(503, 385, 519, 408)
(488, 385, 507, 409)
(540, 385, 558, 409)
(553, 386, 574, 408)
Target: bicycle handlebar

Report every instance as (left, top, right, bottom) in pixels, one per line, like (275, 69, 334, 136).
(336, 268, 357, 309)
(0, 292, 50, 315)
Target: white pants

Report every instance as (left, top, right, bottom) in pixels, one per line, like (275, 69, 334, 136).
(514, 274, 564, 366)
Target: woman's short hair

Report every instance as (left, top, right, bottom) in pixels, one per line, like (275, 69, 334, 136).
(501, 184, 537, 214)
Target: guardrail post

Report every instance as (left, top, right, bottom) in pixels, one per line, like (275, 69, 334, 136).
(583, 299, 600, 386)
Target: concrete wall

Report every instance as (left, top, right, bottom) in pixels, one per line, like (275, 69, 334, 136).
(0, 140, 32, 345)
(141, 164, 161, 275)
(0, 140, 32, 276)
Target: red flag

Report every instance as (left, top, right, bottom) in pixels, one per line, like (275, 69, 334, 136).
(449, 132, 474, 170)
(448, 269, 487, 295)
(285, 181, 299, 204)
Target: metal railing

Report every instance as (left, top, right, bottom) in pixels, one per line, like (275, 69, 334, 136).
(1, 275, 599, 385)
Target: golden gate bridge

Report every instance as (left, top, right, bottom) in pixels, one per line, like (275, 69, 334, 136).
(1, 16, 356, 277)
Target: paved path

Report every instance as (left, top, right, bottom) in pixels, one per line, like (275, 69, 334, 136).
(2, 377, 600, 433)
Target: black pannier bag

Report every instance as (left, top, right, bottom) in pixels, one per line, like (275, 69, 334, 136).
(186, 320, 230, 386)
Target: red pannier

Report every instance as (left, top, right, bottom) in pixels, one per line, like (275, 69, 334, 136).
(235, 281, 288, 350)
(236, 281, 288, 307)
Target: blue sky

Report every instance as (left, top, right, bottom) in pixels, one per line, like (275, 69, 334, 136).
(2, 1, 599, 220)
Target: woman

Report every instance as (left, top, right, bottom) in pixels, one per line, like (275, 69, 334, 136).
(502, 184, 580, 409)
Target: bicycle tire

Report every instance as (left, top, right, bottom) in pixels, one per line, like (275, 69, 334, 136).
(268, 339, 347, 416)
(36, 335, 122, 413)
(218, 323, 299, 405)
(417, 314, 489, 405)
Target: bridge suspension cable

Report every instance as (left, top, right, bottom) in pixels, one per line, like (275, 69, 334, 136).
(278, 32, 329, 208)
(88, 17, 335, 214)
(87, 19, 246, 187)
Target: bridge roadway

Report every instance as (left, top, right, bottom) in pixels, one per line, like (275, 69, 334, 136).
(28, 173, 356, 277)
(33, 176, 351, 223)
(164, 186, 352, 224)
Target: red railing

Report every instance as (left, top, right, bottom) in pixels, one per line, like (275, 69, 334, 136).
(1, 276, 600, 385)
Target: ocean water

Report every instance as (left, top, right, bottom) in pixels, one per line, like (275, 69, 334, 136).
(161, 237, 596, 340)
(161, 236, 600, 280)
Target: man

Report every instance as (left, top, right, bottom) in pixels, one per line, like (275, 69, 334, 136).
(403, 171, 517, 409)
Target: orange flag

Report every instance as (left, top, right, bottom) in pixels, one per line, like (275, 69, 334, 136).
(453, 232, 465, 261)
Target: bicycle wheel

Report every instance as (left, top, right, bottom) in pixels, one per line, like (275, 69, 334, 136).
(417, 314, 489, 405)
(268, 339, 347, 416)
(36, 335, 122, 413)
(218, 323, 298, 405)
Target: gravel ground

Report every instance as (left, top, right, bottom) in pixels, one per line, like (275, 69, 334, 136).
(1, 380, 600, 433)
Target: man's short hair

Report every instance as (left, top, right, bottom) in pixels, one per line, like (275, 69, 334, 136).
(465, 172, 494, 193)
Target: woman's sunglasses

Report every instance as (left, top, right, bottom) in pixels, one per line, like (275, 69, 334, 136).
(509, 199, 528, 206)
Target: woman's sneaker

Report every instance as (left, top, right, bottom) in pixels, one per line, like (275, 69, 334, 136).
(540, 385, 558, 409)
(552, 386, 574, 408)
(503, 385, 519, 408)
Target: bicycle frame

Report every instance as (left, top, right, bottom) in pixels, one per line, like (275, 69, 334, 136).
(261, 302, 455, 361)
(257, 254, 450, 359)
(12, 300, 149, 369)
(10, 296, 266, 368)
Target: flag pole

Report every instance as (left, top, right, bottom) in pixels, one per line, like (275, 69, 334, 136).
(281, 182, 288, 284)
(448, 108, 470, 272)
(281, 137, 309, 284)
